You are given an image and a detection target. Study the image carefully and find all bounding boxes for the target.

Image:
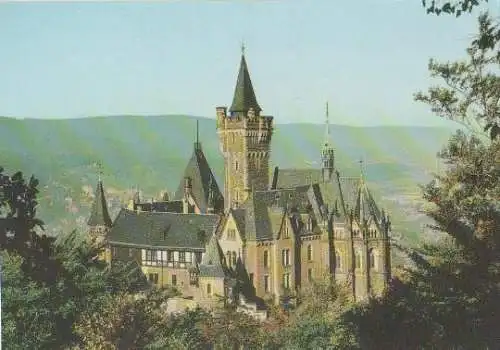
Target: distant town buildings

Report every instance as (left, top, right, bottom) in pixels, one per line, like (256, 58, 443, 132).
(87, 48, 392, 316)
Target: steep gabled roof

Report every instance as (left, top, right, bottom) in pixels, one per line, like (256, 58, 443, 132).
(199, 234, 228, 278)
(354, 179, 382, 227)
(240, 185, 326, 241)
(270, 167, 360, 221)
(88, 180, 112, 227)
(173, 144, 224, 213)
(229, 53, 262, 115)
(108, 209, 220, 248)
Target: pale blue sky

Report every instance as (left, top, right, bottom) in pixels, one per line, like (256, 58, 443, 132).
(0, 1, 498, 126)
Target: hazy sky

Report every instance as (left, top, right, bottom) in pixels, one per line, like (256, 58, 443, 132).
(0, 1, 498, 126)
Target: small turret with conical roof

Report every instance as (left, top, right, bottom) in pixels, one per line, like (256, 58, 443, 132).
(87, 175, 112, 245)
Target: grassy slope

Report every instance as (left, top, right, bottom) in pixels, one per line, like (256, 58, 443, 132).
(0, 115, 456, 245)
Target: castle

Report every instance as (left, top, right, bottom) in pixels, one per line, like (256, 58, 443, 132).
(87, 48, 392, 312)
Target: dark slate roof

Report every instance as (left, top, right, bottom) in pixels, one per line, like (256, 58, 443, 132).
(135, 200, 183, 213)
(271, 167, 360, 220)
(230, 208, 246, 237)
(199, 234, 228, 278)
(87, 180, 112, 227)
(354, 179, 383, 226)
(271, 168, 322, 188)
(239, 185, 326, 241)
(173, 144, 224, 213)
(108, 209, 220, 249)
(229, 53, 262, 114)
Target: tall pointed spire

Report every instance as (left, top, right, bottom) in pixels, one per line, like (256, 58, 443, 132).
(229, 45, 262, 116)
(324, 101, 330, 146)
(321, 101, 335, 182)
(88, 178, 112, 228)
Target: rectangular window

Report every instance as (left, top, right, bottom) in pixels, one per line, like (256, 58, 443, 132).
(283, 273, 290, 289)
(167, 251, 173, 262)
(281, 249, 290, 266)
(195, 252, 202, 263)
(172, 274, 177, 286)
(308, 268, 313, 282)
(263, 250, 269, 268)
(148, 273, 158, 285)
(179, 251, 186, 263)
(227, 229, 236, 240)
(128, 248, 133, 258)
(264, 275, 270, 292)
(112, 247, 118, 257)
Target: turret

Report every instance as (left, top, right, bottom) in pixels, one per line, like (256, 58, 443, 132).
(87, 178, 112, 245)
(216, 45, 274, 210)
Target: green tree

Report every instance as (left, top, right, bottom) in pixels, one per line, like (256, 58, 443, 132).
(422, 0, 488, 17)
(73, 288, 178, 350)
(0, 168, 57, 284)
(415, 13, 500, 139)
(279, 277, 358, 350)
(343, 12, 500, 349)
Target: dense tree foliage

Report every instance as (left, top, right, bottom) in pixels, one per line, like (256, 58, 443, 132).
(4, 5, 500, 349)
(423, 0, 487, 17)
(339, 10, 500, 349)
(415, 13, 500, 139)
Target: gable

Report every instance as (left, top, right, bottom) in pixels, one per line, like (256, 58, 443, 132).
(220, 213, 244, 246)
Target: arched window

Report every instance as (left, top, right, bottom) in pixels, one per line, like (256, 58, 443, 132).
(263, 250, 269, 268)
(307, 244, 313, 261)
(335, 251, 342, 270)
(232, 251, 237, 266)
(207, 283, 212, 295)
(355, 251, 362, 269)
(369, 249, 376, 269)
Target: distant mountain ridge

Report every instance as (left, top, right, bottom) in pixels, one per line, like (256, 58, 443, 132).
(0, 114, 456, 243)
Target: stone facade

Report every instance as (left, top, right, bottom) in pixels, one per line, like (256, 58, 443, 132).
(87, 48, 392, 316)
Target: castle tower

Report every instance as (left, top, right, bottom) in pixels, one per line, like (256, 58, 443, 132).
(216, 45, 274, 210)
(321, 102, 335, 182)
(351, 162, 391, 300)
(87, 177, 112, 245)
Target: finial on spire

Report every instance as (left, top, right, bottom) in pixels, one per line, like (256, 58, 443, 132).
(359, 158, 365, 183)
(324, 101, 330, 146)
(241, 41, 246, 56)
